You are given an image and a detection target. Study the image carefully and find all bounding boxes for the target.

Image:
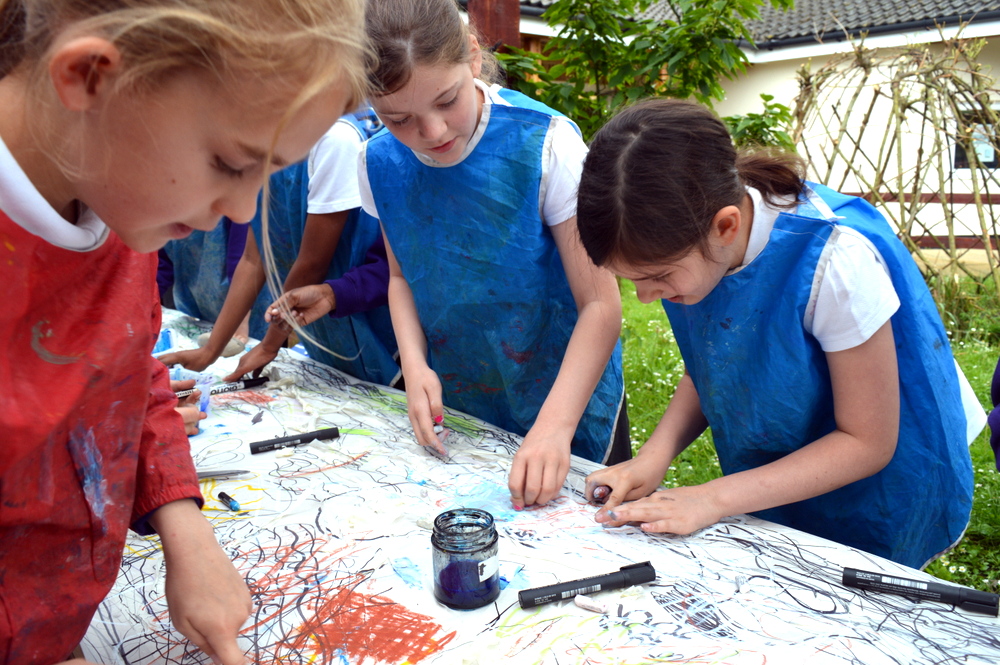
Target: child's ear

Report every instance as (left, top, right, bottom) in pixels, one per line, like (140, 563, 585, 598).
(711, 205, 743, 246)
(48, 37, 122, 112)
(468, 34, 483, 79)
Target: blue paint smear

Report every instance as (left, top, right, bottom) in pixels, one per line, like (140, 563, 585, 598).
(452, 482, 516, 518)
(391, 557, 424, 589)
(68, 425, 109, 535)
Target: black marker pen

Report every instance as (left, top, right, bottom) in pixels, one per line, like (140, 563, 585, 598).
(843, 567, 999, 616)
(249, 427, 340, 454)
(518, 561, 656, 609)
(210, 376, 269, 395)
(174, 388, 196, 399)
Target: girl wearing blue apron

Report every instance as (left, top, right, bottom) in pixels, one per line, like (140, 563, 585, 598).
(159, 115, 399, 386)
(578, 99, 978, 569)
(353, 0, 627, 509)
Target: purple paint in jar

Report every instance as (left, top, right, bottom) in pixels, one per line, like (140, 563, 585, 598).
(431, 508, 499, 609)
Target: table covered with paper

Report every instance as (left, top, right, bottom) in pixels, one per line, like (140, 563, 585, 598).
(82, 308, 1000, 664)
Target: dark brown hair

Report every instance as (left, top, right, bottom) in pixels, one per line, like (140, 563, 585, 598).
(364, 0, 501, 95)
(577, 98, 806, 268)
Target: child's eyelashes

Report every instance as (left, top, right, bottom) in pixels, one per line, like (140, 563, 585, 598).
(387, 117, 411, 127)
(213, 156, 247, 178)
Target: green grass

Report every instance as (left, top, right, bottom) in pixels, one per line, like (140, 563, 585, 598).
(618, 278, 1000, 591)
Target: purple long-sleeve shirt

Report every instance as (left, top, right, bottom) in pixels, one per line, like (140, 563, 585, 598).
(324, 233, 389, 318)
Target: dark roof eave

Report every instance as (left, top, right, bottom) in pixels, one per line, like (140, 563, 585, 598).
(457, 1, 547, 18)
(747, 10, 1000, 52)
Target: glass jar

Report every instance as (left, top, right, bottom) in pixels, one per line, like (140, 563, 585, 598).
(431, 508, 500, 609)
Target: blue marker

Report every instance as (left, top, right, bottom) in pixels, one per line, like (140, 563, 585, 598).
(218, 491, 240, 512)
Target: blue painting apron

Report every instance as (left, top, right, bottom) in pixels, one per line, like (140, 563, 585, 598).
(663, 183, 972, 568)
(163, 220, 271, 330)
(367, 89, 623, 462)
(250, 116, 399, 385)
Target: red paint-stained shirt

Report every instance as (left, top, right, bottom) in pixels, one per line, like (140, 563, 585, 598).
(0, 197, 203, 660)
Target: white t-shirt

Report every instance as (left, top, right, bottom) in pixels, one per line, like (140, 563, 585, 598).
(0, 134, 108, 251)
(740, 186, 985, 443)
(740, 186, 899, 353)
(307, 119, 364, 215)
(359, 79, 587, 226)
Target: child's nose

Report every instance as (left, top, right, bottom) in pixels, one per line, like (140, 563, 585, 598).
(418, 114, 446, 141)
(633, 280, 661, 304)
(214, 182, 261, 225)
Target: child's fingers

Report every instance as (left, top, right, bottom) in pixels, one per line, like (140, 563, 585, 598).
(599, 484, 632, 514)
(507, 458, 527, 510)
(584, 476, 613, 503)
(534, 464, 565, 506)
(178, 389, 201, 407)
(590, 485, 612, 503)
(519, 461, 546, 507)
(202, 631, 248, 665)
(594, 504, 633, 528)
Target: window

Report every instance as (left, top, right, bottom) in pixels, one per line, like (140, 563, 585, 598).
(954, 110, 999, 170)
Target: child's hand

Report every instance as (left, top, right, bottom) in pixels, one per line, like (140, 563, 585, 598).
(170, 380, 206, 435)
(403, 363, 446, 455)
(170, 379, 199, 403)
(508, 428, 572, 508)
(157, 347, 218, 372)
(594, 484, 725, 536)
(223, 343, 280, 382)
(266, 284, 336, 328)
(152, 500, 252, 665)
(584, 457, 665, 512)
(176, 403, 207, 436)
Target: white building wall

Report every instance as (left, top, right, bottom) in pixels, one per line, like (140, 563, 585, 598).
(714, 28, 1000, 240)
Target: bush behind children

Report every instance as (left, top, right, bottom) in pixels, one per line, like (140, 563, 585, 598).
(0, 0, 368, 663)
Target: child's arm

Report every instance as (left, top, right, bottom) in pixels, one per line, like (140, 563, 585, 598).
(138, 357, 251, 665)
(596, 322, 900, 534)
(585, 371, 708, 505)
(225, 211, 347, 381)
(157, 228, 266, 371)
(508, 217, 623, 508)
(150, 499, 252, 665)
(384, 230, 446, 453)
(266, 233, 389, 326)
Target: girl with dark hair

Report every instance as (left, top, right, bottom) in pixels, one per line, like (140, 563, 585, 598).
(579, 98, 982, 569)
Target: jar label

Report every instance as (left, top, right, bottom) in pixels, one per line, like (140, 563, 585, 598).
(478, 556, 499, 583)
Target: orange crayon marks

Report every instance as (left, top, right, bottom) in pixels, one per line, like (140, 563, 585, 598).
(278, 585, 456, 663)
(214, 391, 275, 406)
(245, 537, 456, 665)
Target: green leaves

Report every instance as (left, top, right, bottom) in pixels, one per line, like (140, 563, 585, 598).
(497, 0, 795, 140)
(723, 93, 795, 149)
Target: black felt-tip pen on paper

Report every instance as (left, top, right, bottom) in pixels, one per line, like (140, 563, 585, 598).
(210, 376, 269, 395)
(518, 561, 656, 609)
(218, 492, 240, 512)
(843, 567, 999, 616)
(249, 427, 340, 455)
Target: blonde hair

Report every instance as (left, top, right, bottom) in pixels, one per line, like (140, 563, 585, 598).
(0, 0, 372, 361)
(365, 0, 503, 95)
